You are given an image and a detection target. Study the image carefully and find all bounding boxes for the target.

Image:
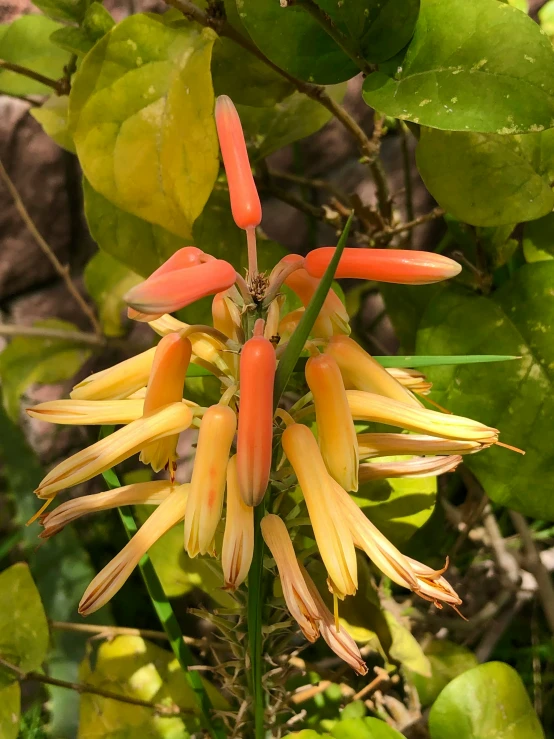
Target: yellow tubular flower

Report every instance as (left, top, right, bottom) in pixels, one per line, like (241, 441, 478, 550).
(305, 354, 359, 492)
(139, 334, 192, 474)
(40, 481, 174, 538)
(325, 336, 422, 408)
(70, 348, 157, 400)
(27, 399, 144, 425)
(79, 484, 189, 615)
(357, 433, 484, 460)
(386, 367, 433, 395)
(405, 556, 463, 609)
(300, 564, 368, 675)
(212, 292, 241, 376)
(347, 391, 498, 442)
(35, 403, 193, 499)
(358, 454, 462, 482)
(184, 404, 237, 558)
(281, 424, 358, 597)
(260, 514, 320, 642)
(222, 455, 254, 591)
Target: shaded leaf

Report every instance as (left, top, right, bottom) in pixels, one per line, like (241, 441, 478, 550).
(416, 266, 554, 519)
(30, 95, 76, 153)
(84, 251, 141, 337)
(0, 319, 91, 420)
(429, 662, 544, 739)
(0, 16, 68, 95)
(407, 640, 478, 707)
(363, 0, 554, 134)
(523, 212, 554, 262)
(33, 0, 90, 23)
(50, 2, 115, 57)
(416, 128, 554, 226)
(70, 14, 219, 239)
(386, 612, 431, 677)
(0, 563, 49, 687)
(0, 682, 20, 739)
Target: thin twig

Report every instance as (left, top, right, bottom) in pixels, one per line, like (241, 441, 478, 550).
(0, 60, 65, 94)
(0, 324, 106, 347)
(267, 168, 350, 205)
(0, 159, 103, 335)
(352, 667, 389, 701)
(0, 656, 195, 717)
(399, 122, 415, 246)
(375, 207, 445, 241)
(49, 620, 205, 647)
(510, 511, 554, 635)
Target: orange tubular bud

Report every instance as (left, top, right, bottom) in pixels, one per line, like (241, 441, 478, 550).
(184, 404, 237, 558)
(222, 455, 254, 591)
(236, 336, 276, 506)
(304, 248, 462, 285)
(305, 354, 359, 492)
(281, 423, 358, 597)
(215, 95, 261, 230)
(140, 334, 192, 474)
(325, 335, 422, 408)
(124, 260, 236, 316)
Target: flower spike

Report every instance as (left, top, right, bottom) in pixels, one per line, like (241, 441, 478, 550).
(184, 403, 237, 557)
(305, 353, 359, 492)
(222, 455, 254, 591)
(305, 248, 462, 284)
(124, 260, 236, 316)
(236, 334, 276, 506)
(215, 95, 262, 231)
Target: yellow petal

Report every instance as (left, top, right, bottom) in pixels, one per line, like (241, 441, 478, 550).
(27, 399, 144, 425)
(357, 433, 484, 459)
(71, 348, 156, 400)
(222, 455, 254, 590)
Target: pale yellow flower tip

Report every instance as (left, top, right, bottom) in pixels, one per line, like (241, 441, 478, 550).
(260, 514, 320, 642)
(326, 336, 422, 408)
(358, 454, 462, 482)
(346, 391, 498, 443)
(357, 433, 484, 460)
(35, 403, 193, 499)
(26, 399, 144, 426)
(40, 481, 175, 538)
(79, 484, 189, 616)
(222, 455, 254, 591)
(281, 423, 358, 598)
(305, 353, 359, 492)
(184, 404, 237, 558)
(70, 347, 157, 401)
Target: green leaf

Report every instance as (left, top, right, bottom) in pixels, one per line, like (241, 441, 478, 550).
(330, 718, 405, 738)
(237, 84, 346, 161)
(315, 0, 420, 63)
(385, 612, 431, 676)
(416, 266, 554, 519)
(408, 640, 478, 707)
(78, 636, 228, 738)
(50, 3, 115, 57)
(84, 251, 141, 337)
(82, 2, 115, 39)
(0, 563, 49, 686)
(523, 212, 554, 262)
(70, 14, 219, 239)
(429, 662, 544, 739)
(539, 0, 554, 38)
(0, 319, 91, 420)
(0, 16, 68, 95)
(380, 283, 441, 353)
(237, 0, 358, 84)
(83, 178, 184, 278)
(274, 214, 353, 406)
(30, 95, 76, 153)
(416, 128, 554, 226)
(0, 682, 20, 739)
(363, 0, 554, 134)
(33, 0, 90, 23)
(289, 732, 332, 739)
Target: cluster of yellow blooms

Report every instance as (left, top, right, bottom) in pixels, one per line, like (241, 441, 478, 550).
(27, 96, 501, 674)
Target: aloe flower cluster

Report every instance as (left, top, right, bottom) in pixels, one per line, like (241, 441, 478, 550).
(27, 95, 501, 674)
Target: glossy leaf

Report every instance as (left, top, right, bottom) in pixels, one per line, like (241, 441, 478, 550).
(363, 0, 554, 134)
(0, 16, 68, 95)
(238, 85, 346, 161)
(30, 96, 76, 153)
(408, 640, 478, 707)
(416, 128, 554, 226)
(429, 662, 544, 739)
(416, 266, 554, 519)
(0, 563, 49, 687)
(237, 0, 358, 84)
(0, 319, 91, 420)
(330, 718, 405, 738)
(70, 15, 219, 239)
(84, 251, 141, 337)
(0, 683, 20, 739)
(83, 178, 184, 278)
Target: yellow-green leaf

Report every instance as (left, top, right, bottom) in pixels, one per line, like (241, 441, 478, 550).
(70, 14, 219, 239)
(30, 96, 76, 153)
(0, 563, 49, 687)
(0, 682, 20, 739)
(407, 640, 478, 707)
(84, 251, 141, 337)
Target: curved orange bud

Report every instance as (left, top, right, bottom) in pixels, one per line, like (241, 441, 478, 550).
(184, 404, 237, 557)
(304, 248, 462, 284)
(215, 95, 261, 230)
(237, 336, 276, 506)
(124, 260, 236, 316)
(305, 354, 359, 492)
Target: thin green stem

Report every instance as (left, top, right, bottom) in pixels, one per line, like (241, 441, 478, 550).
(248, 502, 267, 738)
(0, 59, 65, 93)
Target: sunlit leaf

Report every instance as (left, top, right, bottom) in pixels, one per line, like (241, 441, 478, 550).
(0, 683, 20, 739)
(407, 640, 478, 707)
(84, 251, 141, 337)
(30, 95, 76, 153)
